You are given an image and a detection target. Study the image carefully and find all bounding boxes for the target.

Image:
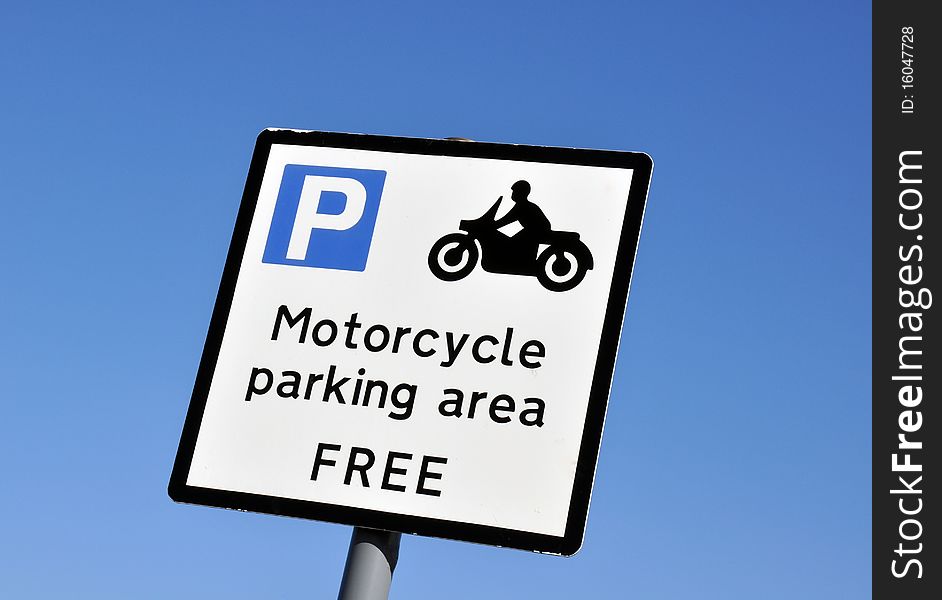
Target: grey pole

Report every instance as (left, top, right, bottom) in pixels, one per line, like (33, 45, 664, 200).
(337, 528, 402, 600)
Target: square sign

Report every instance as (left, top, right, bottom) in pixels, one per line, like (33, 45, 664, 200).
(169, 130, 652, 555)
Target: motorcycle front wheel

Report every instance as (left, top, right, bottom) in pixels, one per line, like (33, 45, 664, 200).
(428, 233, 479, 282)
(536, 246, 588, 292)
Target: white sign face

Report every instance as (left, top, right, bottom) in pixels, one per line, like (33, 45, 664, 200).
(170, 130, 652, 555)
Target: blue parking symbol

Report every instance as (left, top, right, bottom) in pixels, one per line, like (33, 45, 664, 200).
(262, 165, 387, 272)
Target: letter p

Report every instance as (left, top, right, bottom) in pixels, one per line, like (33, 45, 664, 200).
(263, 165, 387, 272)
(286, 176, 368, 260)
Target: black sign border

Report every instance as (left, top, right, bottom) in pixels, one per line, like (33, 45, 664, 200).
(169, 129, 653, 556)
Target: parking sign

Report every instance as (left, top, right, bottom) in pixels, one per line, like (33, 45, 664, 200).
(169, 130, 652, 555)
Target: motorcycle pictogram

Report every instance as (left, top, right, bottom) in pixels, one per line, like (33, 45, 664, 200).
(428, 180, 593, 292)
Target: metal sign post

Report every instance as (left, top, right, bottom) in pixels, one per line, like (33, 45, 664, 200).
(338, 528, 401, 600)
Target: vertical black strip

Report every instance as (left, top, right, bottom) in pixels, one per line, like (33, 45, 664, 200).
(873, 2, 938, 595)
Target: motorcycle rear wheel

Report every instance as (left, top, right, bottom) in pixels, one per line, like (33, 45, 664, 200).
(536, 247, 588, 292)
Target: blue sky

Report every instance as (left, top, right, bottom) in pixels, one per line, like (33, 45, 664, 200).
(0, 1, 870, 598)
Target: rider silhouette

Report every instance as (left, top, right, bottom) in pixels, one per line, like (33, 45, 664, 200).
(490, 180, 550, 271)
